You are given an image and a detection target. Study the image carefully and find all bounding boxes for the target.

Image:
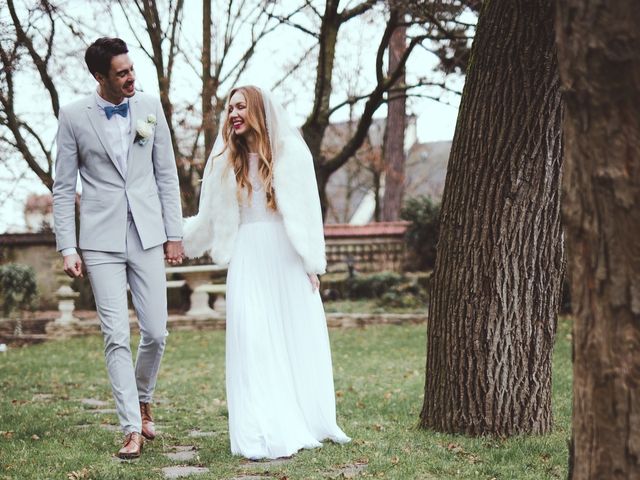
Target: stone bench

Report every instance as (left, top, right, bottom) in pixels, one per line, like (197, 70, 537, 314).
(165, 265, 227, 318)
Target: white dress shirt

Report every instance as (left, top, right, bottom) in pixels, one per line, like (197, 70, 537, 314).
(94, 90, 131, 176)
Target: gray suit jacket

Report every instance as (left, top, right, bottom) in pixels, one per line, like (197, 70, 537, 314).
(53, 92, 183, 253)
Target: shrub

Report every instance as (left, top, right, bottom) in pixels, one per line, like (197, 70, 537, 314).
(376, 279, 428, 309)
(0, 264, 38, 334)
(401, 195, 441, 271)
(322, 271, 430, 310)
(345, 272, 404, 299)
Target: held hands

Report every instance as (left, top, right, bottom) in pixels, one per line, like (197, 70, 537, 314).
(63, 253, 84, 278)
(164, 240, 185, 265)
(308, 273, 320, 292)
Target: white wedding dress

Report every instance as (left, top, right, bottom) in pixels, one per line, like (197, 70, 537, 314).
(225, 153, 350, 459)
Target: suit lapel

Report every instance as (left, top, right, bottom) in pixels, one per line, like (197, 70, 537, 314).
(126, 95, 142, 182)
(85, 100, 126, 180)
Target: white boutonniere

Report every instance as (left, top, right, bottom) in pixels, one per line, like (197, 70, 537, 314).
(135, 114, 157, 145)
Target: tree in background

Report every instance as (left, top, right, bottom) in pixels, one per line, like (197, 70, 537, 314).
(420, 0, 564, 435)
(0, 0, 475, 221)
(0, 0, 60, 191)
(112, 0, 282, 213)
(0, 0, 282, 214)
(380, 7, 407, 222)
(556, 1, 640, 477)
(293, 0, 475, 218)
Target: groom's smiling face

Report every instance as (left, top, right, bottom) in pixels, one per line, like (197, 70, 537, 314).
(96, 53, 136, 103)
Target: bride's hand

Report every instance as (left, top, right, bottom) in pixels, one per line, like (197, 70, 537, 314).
(308, 274, 320, 292)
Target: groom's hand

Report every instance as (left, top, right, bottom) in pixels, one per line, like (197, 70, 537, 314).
(63, 253, 84, 278)
(164, 240, 184, 265)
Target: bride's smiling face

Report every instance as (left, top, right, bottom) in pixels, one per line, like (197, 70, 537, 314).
(228, 91, 249, 136)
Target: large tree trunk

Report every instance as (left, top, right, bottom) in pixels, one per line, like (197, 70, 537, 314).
(202, 0, 215, 161)
(556, 2, 640, 477)
(419, 0, 564, 436)
(381, 11, 406, 221)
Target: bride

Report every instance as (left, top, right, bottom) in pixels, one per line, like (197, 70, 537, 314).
(183, 85, 350, 459)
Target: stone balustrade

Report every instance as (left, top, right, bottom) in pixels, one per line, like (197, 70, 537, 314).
(165, 264, 227, 318)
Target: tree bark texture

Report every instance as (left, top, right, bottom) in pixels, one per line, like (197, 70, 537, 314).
(556, 1, 640, 477)
(381, 11, 407, 222)
(419, 0, 564, 436)
(202, 0, 215, 161)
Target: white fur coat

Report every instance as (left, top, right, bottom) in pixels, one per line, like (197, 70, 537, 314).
(183, 135, 327, 274)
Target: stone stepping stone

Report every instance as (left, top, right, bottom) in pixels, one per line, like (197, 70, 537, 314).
(329, 462, 368, 479)
(188, 430, 219, 438)
(91, 408, 117, 414)
(162, 466, 209, 478)
(246, 457, 292, 468)
(230, 477, 274, 480)
(164, 446, 198, 461)
(73, 423, 119, 432)
(80, 398, 110, 407)
(100, 424, 120, 432)
(32, 393, 54, 401)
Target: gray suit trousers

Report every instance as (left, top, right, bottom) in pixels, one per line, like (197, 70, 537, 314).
(83, 216, 168, 434)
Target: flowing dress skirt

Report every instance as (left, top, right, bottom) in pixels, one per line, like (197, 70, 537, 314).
(225, 219, 350, 459)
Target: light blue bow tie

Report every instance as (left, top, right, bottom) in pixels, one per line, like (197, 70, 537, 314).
(104, 103, 129, 120)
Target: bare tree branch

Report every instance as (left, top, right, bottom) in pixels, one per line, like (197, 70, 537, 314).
(7, 0, 60, 117)
(340, 0, 377, 22)
(19, 121, 52, 172)
(271, 43, 317, 91)
(116, 1, 154, 60)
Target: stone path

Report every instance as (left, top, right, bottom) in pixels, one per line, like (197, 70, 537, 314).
(80, 398, 110, 407)
(229, 476, 275, 480)
(188, 429, 220, 438)
(245, 457, 292, 469)
(164, 445, 199, 462)
(32, 393, 54, 401)
(162, 466, 209, 479)
(68, 421, 365, 480)
(328, 461, 368, 479)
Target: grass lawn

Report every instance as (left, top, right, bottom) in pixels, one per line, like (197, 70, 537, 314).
(0, 319, 572, 480)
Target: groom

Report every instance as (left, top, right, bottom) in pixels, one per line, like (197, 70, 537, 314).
(52, 37, 184, 459)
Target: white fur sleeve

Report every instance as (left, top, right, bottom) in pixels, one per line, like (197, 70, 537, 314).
(182, 157, 215, 259)
(275, 137, 327, 274)
(182, 213, 213, 259)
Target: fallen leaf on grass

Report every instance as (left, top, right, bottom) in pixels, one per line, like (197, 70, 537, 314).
(31, 434, 40, 440)
(447, 443, 464, 454)
(353, 439, 373, 446)
(1, 431, 14, 439)
(67, 468, 91, 480)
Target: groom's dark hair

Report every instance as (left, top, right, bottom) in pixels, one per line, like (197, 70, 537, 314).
(85, 37, 129, 77)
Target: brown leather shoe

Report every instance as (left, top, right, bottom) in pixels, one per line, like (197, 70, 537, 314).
(117, 432, 144, 459)
(140, 402, 156, 440)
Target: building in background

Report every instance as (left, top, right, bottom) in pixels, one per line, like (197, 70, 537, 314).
(23, 194, 54, 233)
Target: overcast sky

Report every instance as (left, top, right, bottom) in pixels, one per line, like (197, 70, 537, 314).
(0, 1, 468, 233)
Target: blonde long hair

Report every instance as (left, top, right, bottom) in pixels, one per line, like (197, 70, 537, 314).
(220, 86, 276, 210)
